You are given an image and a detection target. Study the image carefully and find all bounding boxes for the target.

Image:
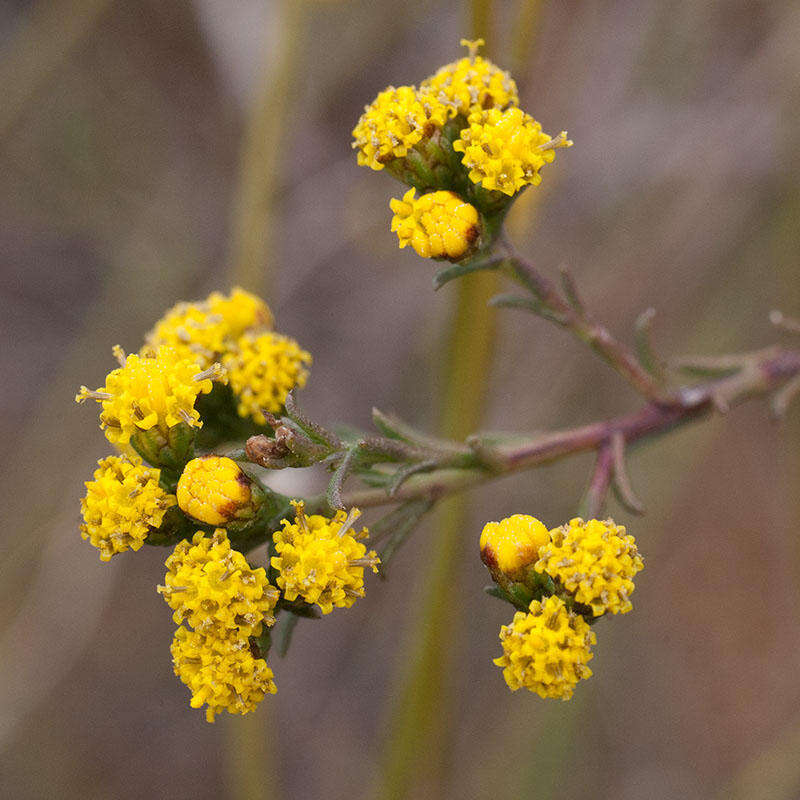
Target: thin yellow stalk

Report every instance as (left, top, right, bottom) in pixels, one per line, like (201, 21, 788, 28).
(225, 711, 281, 800)
(228, 0, 306, 295)
(377, 13, 499, 797)
(225, 3, 308, 797)
(510, 0, 544, 76)
(378, 270, 499, 799)
(470, 0, 494, 48)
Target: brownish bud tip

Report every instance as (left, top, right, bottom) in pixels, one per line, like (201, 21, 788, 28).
(246, 434, 290, 468)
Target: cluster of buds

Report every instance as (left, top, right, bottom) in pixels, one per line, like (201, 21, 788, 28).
(480, 515, 644, 699)
(75, 290, 385, 722)
(76, 287, 311, 474)
(352, 39, 571, 262)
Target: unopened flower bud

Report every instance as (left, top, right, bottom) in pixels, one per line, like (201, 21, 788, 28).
(390, 189, 481, 261)
(480, 514, 550, 582)
(176, 455, 262, 526)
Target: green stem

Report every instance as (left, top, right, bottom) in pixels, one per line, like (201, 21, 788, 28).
(333, 346, 800, 511)
(228, 0, 306, 296)
(224, 3, 306, 798)
(377, 265, 499, 797)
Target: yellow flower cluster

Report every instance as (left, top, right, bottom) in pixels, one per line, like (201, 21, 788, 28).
(481, 514, 644, 699)
(271, 502, 379, 615)
(421, 39, 518, 116)
(453, 107, 572, 196)
(223, 332, 312, 425)
(80, 455, 176, 561)
(159, 530, 278, 637)
(351, 85, 451, 171)
(536, 518, 644, 616)
(146, 287, 273, 367)
(494, 596, 596, 699)
(176, 455, 256, 526)
(479, 514, 550, 579)
(75, 345, 218, 447)
(78, 289, 311, 449)
(353, 40, 571, 261)
(390, 188, 480, 260)
(171, 626, 276, 723)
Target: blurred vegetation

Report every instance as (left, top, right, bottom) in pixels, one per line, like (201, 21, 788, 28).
(1, 1, 799, 799)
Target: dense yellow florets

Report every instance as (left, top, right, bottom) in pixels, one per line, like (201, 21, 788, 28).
(171, 626, 277, 722)
(75, 345, 217, 447)
(479, 514, 550, 579)
(222, 332, 312, 425)
(351, 85, 451, 170)
(536, 518, 644, 616)
(390, 188, 480, 260)
(494, 596, 595, 699)
(80, 455, 176, 561)
(177, 455, 255, 526)
(159, 530, 278, 637)
(421, 40, 518, 116)
(271, 502, 379, 614)
(453, 107, 571, 196)
(145, 287, 273, 367)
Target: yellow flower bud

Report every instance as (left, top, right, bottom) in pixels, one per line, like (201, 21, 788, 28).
(453, 107, 571, 196)
(351, 85, 451, 171)
(75, 345, 220, 453)
(176, 455, 259, 526)
(80, 454, 176, 561)
(145, 287, 273, 368)
(159, 529, 278, 637)
(480, 514, 550, 580)
(536, 518, 644, 616)
(171, 626, 276, 723)
(494, 596, 595, 699)
(421, 40, 518, 116)
(390, 188, 480, 260)
(222, 331, 312, 425)
(271, 501, 379, 615)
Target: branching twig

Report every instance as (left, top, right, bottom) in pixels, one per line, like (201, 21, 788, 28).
(496, 237, 670, 404)
(305, 346, 800, 511)
(579, 442, 615, 519)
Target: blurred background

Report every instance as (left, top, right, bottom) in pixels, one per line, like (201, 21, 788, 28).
(2, 1, 800, 798)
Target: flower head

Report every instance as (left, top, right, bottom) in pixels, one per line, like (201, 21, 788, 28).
(222, 331, 311, 425)
(75, 345, 220, 448)
(390, 188, 480, 260)
(177, 455, 258, 526)
(80, 455, 176, 561)
(453, 107, 571, 196)
(480, 514, 550, 580)
(145, 287, 273, 367)
(352, 85, 451, 171)
(271, 501, 379, 615)
(171, 626, 276, 722)
(536, 518, 644, 616)
(494, 595, 595, 699)
(421, 38, 518, 116)
(158, 530, 278, 637)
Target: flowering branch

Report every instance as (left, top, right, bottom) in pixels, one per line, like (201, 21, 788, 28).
(72, 39, 800, 723)
(255, 344, 800, 518)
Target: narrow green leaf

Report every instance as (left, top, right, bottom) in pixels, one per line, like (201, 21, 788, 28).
(433, 256, 503, 290)
(373, 499, 435, 577)
(634, 307, 665, 379)
(326, 447, 357, 510)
